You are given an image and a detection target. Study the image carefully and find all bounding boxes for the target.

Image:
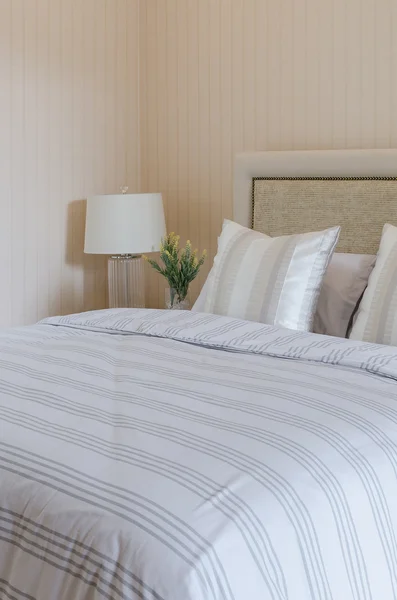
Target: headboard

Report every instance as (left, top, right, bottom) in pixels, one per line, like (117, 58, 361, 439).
(234, 150, 397, 254)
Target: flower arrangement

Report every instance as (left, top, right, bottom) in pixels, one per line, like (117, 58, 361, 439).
(144, 233, 206, 308)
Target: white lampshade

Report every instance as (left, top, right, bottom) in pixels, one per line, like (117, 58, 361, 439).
(84, 193, 166, 255)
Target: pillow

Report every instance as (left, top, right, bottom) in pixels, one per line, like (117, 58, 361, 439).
(192, 275, 210, 313)
(313, 253, 375, 338)
(350, 223, 397, 345)
(195, 219, 340, 331)
(196, 251, 375, 337)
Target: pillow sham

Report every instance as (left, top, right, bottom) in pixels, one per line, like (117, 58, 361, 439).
(350, 223, 397, 345)
(313, 253, 375, 338)
(195, 251, 375, 337)
(192, 277, 209, 313)
(197, 219, 340, 331)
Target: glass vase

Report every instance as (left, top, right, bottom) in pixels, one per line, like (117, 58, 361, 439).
(165, 288, 190, 310)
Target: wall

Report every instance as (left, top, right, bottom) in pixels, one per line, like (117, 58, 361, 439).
(0, 0, 140, 326)
(140, 0, 397, 307)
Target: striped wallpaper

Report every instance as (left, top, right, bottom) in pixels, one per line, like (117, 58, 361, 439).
(140, 0, 397, 307)
(0, 0, 140, 326)
(1, 0, 397, 323)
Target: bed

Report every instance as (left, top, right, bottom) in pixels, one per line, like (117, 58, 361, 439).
(2, 149, 397, 600)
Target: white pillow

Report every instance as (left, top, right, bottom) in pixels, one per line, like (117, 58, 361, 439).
(350, 223, 397, 345)
(195, 252, 375, 338)
(313, 253, 375, 338)
(193, 275, 210, 313)
(194, 219, 340, 331)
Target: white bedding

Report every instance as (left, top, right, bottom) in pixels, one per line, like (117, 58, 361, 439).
(1, 308, 397, 600)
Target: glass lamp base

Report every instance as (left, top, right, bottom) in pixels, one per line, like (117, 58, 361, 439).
(108, 255, 145, 308)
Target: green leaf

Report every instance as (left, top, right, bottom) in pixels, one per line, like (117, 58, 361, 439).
(147, 234, 207, 298)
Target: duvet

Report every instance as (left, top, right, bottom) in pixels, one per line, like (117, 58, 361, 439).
(1, 309, 397, 600)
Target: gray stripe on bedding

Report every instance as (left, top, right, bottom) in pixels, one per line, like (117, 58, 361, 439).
(0, 580, 37, 600)
(0, 512, 159, 600)
(1, 431, 329, 600)
(0, 534, 125, 600)
(0, 367, 333, 598)
(0, 509, 163, 599)
(0, 410, 287, 600)
(0, 445, 232, 600)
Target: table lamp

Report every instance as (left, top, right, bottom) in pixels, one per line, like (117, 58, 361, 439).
(84, 190, 166, 308)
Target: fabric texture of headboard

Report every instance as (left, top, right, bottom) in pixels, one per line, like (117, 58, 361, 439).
(253, 177, 397, 254)
(234, 150, 397, 255)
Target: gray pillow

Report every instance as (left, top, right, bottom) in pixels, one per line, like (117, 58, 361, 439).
(313, 253, 375, 338)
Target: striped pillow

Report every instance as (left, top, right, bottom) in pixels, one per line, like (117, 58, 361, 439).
(203, 220, 340, 331)
(350, 223, 397, 345)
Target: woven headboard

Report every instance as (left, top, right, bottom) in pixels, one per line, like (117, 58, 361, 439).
(253, 177, 397, 254)
(234, 150, 397, 255)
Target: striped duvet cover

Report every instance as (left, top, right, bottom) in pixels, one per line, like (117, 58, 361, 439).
(1, 308, 397, 600)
